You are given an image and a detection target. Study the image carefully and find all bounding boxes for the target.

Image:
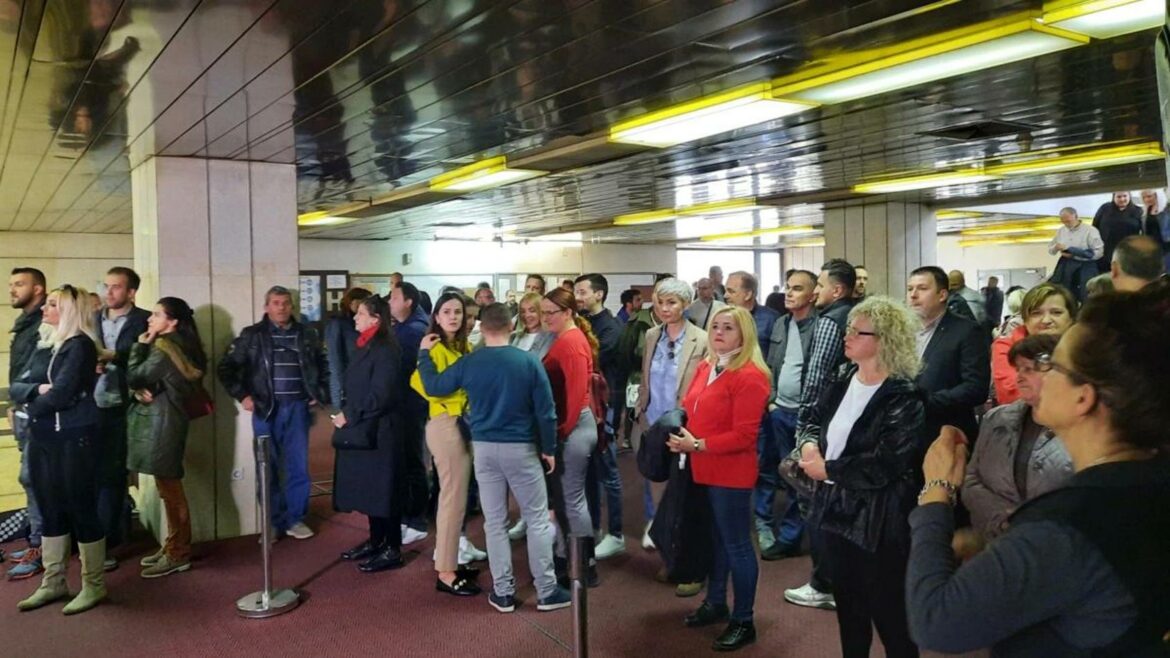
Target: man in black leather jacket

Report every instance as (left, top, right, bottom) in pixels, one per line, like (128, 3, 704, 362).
(218, 286, 329, 540)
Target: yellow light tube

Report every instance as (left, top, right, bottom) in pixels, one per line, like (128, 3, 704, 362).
(853, 170, 1000, 194)
(958, 231, 1057, 247)
(699, 225, 819, 242)
(429, 156, 547, 192)
(986, 142, 1165, 177)
(960, 220, 1063, 236)
(1042, 0, 1165, 38)
(935, 210, 985, 220)
(612, 198, 763, 226)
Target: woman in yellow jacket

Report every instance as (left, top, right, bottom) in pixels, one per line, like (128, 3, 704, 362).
(410, 292, 481, 596)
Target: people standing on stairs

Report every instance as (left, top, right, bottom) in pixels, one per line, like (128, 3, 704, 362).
(92, 266, 151, 572)
(324, 287, 372, 408)
(1048, 207, 1105, 302)
(217, 285, 330, 542)
(388, 281, 432, 547)
(1092, 191, 1147, 273)
(6, 266, 47, 580)
(17, 285, 107, 615)
(416, 303, 570, 614)
(675, 306, 771, 653)
(756, 270, 818, 563)
(410, 292, 485, 596)
(126, 297, 208, 579)
(331, 295, 408, 574)
(685, 278, 726, 329)
(573, 273, 625, 562)
(634, 278, 708, 596)
(540, 287, 601, 587)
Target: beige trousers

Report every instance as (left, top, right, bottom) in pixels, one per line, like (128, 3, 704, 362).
(425, 413, 472, 572)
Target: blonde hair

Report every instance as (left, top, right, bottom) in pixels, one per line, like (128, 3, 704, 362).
(848, 296, 922, 380)
(706, 306, 771, 379)
(48, 285, 98, 351)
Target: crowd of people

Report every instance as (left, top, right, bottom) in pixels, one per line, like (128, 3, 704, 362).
(4, 191, 1169, 654)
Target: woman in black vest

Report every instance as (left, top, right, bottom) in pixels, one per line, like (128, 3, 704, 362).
(330, 295, 406, 573)
(908, 281, 1170, 657)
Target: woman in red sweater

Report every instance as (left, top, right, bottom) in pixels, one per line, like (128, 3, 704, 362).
(540, 287, 601, 585)
(670, 306, 771, 652)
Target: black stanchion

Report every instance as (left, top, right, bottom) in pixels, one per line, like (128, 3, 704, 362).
(570, 535, 593, 658)
(236, 434, 300, 618)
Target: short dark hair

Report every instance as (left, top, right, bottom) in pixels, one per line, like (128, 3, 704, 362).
(855, 264, 867, 271)
(477, 281, 491, 290)
(1114, 235, 1165, 281)
(106, 266, 140, 291)
(729, 271, 759, 297)
(265, 285, 293, 303)
(11, 267, 46, 289)
(654, 272, 673, 282)
(910, 266, 948, 292)
(822, 259, 856, 293)
(525, 274, 546, 292)
(620, 289, 639, 305)
(574, 273, 609, 302)
(396, 281, 420, 312)
(478, 303, 513, 332)
(1008, 332, 1059, 366)
(788, 269, 818, 288)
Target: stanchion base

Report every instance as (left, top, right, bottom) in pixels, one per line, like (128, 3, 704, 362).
(236, 588, 300, 618)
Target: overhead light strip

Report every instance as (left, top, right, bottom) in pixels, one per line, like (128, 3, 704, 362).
(1041, 0, 1166, 38)
(612, 198, 763, 226)
(699, 225, 820, 242)
(958, 232, 1057, 247)
(959, 218, 1064, 236)
(428, 156, 547, 193)
(985, 141, 1166, 176)
(853, 169, 1000, 194)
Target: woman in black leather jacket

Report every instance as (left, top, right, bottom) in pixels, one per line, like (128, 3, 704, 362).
(797, 296, 925, 658)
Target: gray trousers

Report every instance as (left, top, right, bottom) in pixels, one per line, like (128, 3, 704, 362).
(473, 440, 557, 599)
(548, 408, 596, 558)
(13, 411, 43, 546)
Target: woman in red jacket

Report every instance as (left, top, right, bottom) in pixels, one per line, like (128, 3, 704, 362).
(990, 283, 1076, 405)
(540, 287, 601, 585)
(669, 306, 771, 652)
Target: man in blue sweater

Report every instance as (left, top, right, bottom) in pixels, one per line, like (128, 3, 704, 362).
(417, 303, 569, 614)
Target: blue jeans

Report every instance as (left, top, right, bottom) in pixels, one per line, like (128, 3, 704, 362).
(754, 406, 804, 548)
(252, 399, 311, 533)
(586, 439, 623, 536)
(706, 485, 759, 623)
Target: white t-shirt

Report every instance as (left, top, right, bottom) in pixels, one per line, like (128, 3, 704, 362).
(823, 375, 885, 479)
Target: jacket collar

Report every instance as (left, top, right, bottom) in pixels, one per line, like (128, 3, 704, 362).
(1070, 455, 1170, 490)
(12, 302, 43, 333)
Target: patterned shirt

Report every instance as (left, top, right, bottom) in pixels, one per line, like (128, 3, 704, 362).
(271, 322, 307, 399)
(797, 316, 845, 427)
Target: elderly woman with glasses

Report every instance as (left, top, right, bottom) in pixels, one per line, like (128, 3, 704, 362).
(797, 296, 926, 658)
(909, 282, 1170, 656)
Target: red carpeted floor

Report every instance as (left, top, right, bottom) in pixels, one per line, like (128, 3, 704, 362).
(0, 422, 986, 658)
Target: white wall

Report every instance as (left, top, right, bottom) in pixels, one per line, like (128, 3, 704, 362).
(937, 235, 1054, 289)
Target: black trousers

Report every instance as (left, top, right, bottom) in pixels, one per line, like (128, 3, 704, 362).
(28, 422, 105, 543)
(96, 406, 131, 549)
(369, 514, 402, 549)
(824, 530, 918, 658)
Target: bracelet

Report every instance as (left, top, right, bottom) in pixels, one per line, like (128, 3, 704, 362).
(918, 479, 957, 505)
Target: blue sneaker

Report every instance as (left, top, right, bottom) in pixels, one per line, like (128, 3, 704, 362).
(488, 592, 516, 613)
(537, 586, 572, 612)
(7, 546, 43, 580)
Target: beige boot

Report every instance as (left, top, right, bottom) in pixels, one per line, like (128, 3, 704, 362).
(18, 535, 71, 611)
(62, 539, 107, 615)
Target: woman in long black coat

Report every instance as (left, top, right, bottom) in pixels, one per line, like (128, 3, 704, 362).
(330, 295, 406, 573)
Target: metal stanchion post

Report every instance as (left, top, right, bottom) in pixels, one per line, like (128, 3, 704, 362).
(236, 434, 300, 618)
(570, 535, 592, 658)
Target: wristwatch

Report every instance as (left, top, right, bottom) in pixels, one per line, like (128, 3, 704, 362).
(692, 438, 703, 452)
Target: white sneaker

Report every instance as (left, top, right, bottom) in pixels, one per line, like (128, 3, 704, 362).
(459, 536, 488, 563)
(641, 522, 656, 551)
(595, 534, 627, 560)
(784, 583, 836, 610)
(507, 519, 528, 541)
(401, 524, 429, 546)
(286, 522, 314, 540)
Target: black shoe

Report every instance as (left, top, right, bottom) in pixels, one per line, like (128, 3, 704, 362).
(456, 566, 480, 579)
(359, 546, 404, 573)
(761, 542, 800, 562)
(587, 564, 600, 588)
(712, 621, 756, 652)
(341, 540, 380, 561)
(684, 601, 730, 628)
(436, 575, 482, 597)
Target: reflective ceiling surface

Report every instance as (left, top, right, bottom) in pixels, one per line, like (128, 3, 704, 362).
(0, 0, 1164, 244)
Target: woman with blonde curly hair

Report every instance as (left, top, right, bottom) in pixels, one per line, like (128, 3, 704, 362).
(797, 296, 926, 658)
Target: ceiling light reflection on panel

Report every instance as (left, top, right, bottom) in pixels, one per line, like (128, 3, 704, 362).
(985, 142, 1166, 176)
(771, 14, 1088, 104)
(609, 84, 815, 148)
(298, 212, 359, 227)
(935, 210, 985, 220)
(853, 170, 1001, 194)
(429, 156, 547, 193)
(960, 220, 1063, 236)
(1042, 0, 1166, 38)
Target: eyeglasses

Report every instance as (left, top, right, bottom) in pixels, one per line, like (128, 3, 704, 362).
(1035, 353, 1090, 384)
(844, 326, 877, 337)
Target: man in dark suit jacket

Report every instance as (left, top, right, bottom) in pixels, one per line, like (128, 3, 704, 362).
(907, 267, 990, 446)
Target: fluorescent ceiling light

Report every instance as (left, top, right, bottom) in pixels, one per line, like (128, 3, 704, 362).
(429, 156, 546, 192)
(612, 198, 764, 226)
(853, 170, 1001, 194)
(960, 220, 1063, 236)
(935, 210, 985, 220)
(785, 238, 827, 248)
(700, 225, 819, 243)
(1042, 0, 1166, 38)
(959, 232, 1057, 247)
(609, 83, 815, 148)
(297, 212, 358, 227)
(771, 13, 1088, 104)
(985, 142, 1166, 176)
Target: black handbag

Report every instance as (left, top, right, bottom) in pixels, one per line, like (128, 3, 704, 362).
(332, 416, 378, 450)
(778, 445, 817, 499)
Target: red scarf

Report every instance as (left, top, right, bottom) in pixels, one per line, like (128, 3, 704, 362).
(356, 325, 379, 348)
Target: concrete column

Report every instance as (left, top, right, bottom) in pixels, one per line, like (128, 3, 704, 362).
(824, 201, 936, 297)
(132, 156, 298, 542)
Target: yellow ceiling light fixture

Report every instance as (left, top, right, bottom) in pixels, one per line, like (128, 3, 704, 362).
(935, 210, 985, 220)
(612, 197, 764, 226)
(771, 12, 1088, 105)
(297, 211, 358, 227)
(958, 232, 1057, 247)
(785, 237, 827, 248)
(1041, 0, 1166, 38)
(428, 156, 547, 193)
(853, 169, 1001, 194)
(959, 218, 1064, 236)
(986, 141, 1166, 177)
(699, 224, 819, 243)
(608, 83, 816, 148)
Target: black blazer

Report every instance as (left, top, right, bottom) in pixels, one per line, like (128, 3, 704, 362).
(916, 311, 990, 445)
(94, 306, 151, 404)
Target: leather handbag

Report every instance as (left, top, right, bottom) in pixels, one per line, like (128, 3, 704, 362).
(332, 417, 378, 450)
(183, 383, 215, 420)
(778, 445, 817, 499)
